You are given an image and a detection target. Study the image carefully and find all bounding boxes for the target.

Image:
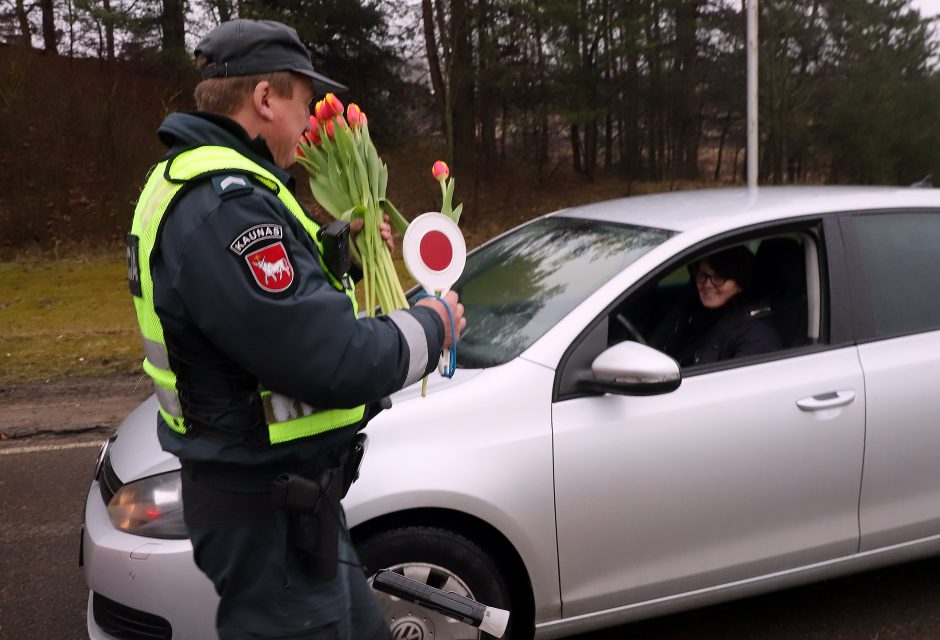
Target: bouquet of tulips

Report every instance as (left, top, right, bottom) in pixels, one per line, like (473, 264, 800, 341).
(296, 94, 465, 318)
(295, 93, 410, 316)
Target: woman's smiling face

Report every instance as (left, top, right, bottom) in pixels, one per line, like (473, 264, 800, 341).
(695, 259, 742, 309)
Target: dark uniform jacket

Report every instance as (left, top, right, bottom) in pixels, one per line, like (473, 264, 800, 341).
(671, 293, 783, 367)
(150, 112, 444, 481)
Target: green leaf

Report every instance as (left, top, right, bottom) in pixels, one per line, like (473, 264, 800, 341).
(368, 149, 380, 203)
(378, 164, 388, 201)
(309, 179, 345, 218)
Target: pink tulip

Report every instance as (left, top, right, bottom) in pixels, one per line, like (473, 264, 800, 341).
(307, 127, 322, 146)
(314, 100, 327, 121)
(324, 93, 344, 120)
(296, 145, 305, 158)
(325, 120, 336, 140)
(347, 103, 363, 127)
(308, 115, 318, 131)
(432, 160, 450, 181)
(360, 113, 368, 127)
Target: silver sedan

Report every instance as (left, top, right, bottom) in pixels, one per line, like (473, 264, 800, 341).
(83, 186, 940, 639)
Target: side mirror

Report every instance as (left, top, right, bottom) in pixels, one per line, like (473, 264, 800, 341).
(581, 342, 681, 396)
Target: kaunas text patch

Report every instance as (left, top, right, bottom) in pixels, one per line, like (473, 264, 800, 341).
(230, 224, 296, 295)
(230, 224, 283, 256)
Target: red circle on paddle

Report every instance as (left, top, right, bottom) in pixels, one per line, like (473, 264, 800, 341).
(419, 230, 453, 272)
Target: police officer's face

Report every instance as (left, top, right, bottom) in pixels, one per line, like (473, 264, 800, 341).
(695, 260, 742, 309)
(266, 78, 315, 169)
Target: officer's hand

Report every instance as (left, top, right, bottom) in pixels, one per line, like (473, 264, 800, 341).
(379, 215, 394, 251)
(349, 215, 394, 252)
(416, 290, 466, 350)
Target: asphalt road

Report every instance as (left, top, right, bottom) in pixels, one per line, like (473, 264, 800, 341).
(4, 436, 940, 640)
(1, 438, 99, 640)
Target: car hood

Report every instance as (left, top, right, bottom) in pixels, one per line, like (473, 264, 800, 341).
(108, 395, 181, 482)
(109, 369, 486, 483)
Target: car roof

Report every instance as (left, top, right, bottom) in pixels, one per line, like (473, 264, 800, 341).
(552, 186, 940, 233)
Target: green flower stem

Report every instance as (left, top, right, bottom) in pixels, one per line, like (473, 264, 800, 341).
(380, 199, 410, 235)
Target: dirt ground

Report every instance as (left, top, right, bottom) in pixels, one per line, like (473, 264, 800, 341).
(0, 373, 154, 440)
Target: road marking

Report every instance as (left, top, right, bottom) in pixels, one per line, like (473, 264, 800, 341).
(0, 441, 101, 456)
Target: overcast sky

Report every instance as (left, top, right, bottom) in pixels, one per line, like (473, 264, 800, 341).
(911, 0, 940, 17)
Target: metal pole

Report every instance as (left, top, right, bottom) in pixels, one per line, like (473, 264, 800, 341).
(747, 0, 758, 192)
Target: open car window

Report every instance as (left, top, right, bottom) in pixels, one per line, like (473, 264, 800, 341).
(609, 230, 822, 369)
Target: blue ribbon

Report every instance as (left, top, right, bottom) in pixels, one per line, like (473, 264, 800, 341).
(415, 292, 457, 378)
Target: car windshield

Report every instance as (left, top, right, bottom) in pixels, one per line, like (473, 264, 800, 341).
(429, 216, 673, 368)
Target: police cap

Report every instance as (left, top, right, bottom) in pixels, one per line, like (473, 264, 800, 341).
(195, 19, 347, 94)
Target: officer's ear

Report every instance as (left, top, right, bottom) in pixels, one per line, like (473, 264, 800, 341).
(252, 80, 275, 122)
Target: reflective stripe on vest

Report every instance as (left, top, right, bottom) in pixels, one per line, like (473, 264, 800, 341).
(129, 145, 365, 443)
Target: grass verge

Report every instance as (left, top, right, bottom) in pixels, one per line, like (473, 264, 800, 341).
(0, 252, 142, 385)
(0, 251, 421, 386)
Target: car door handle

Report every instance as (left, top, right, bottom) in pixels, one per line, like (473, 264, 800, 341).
(796, 390, 856, 412)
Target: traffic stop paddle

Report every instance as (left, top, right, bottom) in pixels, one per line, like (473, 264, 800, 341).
(402, 212, 467, 397)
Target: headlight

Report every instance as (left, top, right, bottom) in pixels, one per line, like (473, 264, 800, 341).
(107, 471, 188, 539)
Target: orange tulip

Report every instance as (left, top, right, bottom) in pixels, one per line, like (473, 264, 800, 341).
(324, 93, 344, 120)
(314, 100, 327, 121)
(432, 160, 450, 181)
(347, 103, 363, 127)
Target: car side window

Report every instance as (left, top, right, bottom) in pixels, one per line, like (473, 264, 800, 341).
(610, 230, 821, 369)
(849, 212, 940, 338)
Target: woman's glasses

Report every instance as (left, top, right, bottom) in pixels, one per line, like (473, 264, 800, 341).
(695, 270, 727, 287)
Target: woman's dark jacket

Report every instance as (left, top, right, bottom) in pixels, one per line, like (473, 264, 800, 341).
(668, 293, 783, 367)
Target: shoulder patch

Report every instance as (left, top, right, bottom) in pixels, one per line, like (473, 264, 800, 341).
(212, 174, 254, 199)
(229, 224, 298, 296)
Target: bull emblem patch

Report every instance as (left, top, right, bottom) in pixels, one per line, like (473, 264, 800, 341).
(245, 242, 294, 293)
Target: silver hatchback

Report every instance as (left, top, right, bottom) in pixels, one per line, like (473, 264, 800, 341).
(83, 187, 940, 639)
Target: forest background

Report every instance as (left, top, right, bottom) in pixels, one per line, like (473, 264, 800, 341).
(4, 0, 940, 255)
(1, 0, 940, 386)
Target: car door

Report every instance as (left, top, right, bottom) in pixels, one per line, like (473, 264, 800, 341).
(845, 211, 940, 550)
(551, 220, 866, 617)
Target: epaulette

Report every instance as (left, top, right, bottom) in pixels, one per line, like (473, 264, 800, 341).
(211, 174, 255, 199)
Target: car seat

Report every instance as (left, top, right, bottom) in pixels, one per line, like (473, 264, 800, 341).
(754, 237, 808, 347)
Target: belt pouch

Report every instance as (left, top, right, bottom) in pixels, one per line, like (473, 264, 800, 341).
(273, 470, 341, 583)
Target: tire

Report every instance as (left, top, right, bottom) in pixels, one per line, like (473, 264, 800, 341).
(358, 525, 516, 640)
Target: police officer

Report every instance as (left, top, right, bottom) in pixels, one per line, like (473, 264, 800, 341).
(126, 18, 465, 639)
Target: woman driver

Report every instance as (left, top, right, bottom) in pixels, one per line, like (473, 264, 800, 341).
(669, 245, 782, 366)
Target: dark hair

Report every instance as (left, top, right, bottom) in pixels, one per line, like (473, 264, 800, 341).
(694, 245, 755, 290)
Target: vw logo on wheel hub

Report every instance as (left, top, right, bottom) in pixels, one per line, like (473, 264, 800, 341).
(391, 617, 431, 640)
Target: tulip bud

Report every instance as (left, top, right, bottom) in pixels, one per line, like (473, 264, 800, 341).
(347, 103, 362, 127)
(324, 93, 344, 119)
(296, 145, 305, 158)
(314, 100, 327, 122)
(325, 120, 336, 140)
(308, 115, 318, 131)
(360, 112, 368, 127)
(308, 127, 322, 146)
(432, 160, 450, 181)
